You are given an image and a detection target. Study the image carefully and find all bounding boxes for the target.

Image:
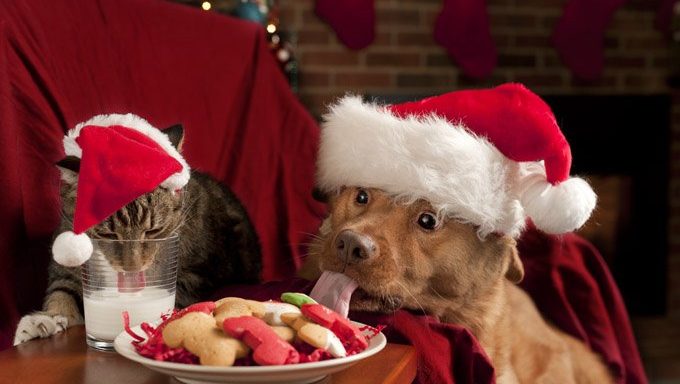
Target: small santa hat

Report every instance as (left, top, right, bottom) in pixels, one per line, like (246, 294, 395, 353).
(316, 83, 596, 238)
(52, 114, 190, 267)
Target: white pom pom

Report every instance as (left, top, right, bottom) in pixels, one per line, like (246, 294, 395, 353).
(52, 231, 93, 267)
(520, 176, 597, 234)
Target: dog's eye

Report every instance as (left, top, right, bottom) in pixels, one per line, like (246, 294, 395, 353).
(355, 189, 369, 205)
(417, 212, 438, 230)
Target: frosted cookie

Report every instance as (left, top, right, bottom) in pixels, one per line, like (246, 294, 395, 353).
(281, 312, 347, 358)
(262, 301, 301, 326)
(281, 292, 317, 307)
(301, 303, 368, 354)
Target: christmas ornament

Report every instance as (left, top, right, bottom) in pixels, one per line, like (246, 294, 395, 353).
(52, 114, 190, 267)
(232, 0, 269, 24)
(219, 0, 298, 90)
(316, 83, 596, 238)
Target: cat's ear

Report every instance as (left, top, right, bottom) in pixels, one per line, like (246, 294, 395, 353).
(163, 124, 185, 151)
(56, 156, 80, 185)
(56, 156, 81, 173)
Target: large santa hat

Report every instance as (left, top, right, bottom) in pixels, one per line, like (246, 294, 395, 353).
(52, 114, 190, 267)
(316, 83, 597, 238)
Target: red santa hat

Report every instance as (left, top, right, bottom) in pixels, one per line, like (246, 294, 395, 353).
(52, 114, 191, 267)
(316, 83, 596, 238)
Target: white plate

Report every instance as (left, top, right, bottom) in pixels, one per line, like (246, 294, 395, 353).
(114, 321, 387, 384)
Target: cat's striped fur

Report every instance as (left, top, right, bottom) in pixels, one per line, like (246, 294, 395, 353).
(14, 125, 261, 344)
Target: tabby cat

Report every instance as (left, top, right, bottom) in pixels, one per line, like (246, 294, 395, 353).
(13, 125, 261, 344)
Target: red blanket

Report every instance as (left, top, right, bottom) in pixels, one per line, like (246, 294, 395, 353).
(213, 227, 647, 384)
(0, 0, 324, 349)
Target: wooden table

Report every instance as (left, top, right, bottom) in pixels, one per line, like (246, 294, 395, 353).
(0, 326, 417, 384)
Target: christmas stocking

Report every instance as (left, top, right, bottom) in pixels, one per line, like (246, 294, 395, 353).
(552, 0, 626, 80)
(315, 0, 375, 50)
(654, 0, 678, 38)
(433, 0, 496, 79)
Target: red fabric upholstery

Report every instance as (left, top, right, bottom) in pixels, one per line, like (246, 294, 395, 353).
(0, 0, 324, 349)
(517, 226, 647, 384)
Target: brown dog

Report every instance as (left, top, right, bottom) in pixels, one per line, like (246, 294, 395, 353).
(302, 187, 613, 384)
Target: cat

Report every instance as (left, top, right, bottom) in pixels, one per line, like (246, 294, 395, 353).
(13, 124, 261, 345)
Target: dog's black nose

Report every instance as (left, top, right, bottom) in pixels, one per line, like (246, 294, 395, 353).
(336, 230, 377, 263)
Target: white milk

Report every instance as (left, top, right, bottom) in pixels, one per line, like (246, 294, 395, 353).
(84, 287, 175, 341)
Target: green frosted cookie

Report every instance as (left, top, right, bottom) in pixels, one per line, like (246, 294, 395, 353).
(281, 292, 317, 307)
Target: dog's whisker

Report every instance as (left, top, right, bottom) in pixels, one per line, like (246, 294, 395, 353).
(394, 280, 427, 317)
(393, 281, 437, 339)
(430, 286, 447, 301)
(298, 241, 324, 248)
(297, 231, 325, 241)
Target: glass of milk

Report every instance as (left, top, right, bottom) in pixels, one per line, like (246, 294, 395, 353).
(81, 234, 179, 350)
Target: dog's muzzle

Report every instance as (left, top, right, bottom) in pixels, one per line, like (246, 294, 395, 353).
(336, 229, 377, 264)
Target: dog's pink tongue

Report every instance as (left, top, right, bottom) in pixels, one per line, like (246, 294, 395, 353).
(117, 271, 146, 293)
(309, 271, 358, 318)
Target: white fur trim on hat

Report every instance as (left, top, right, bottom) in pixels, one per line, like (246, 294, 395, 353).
(317, 96, 526, 238)
(63, 113, 190, 190)
(52, 231, 93, 267)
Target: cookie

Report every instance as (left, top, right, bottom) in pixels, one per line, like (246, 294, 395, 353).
(301, 303, 368, 353)
(262, 301, 300, 326)
(281, 292, 317, 307)
(223, 315, 300, 365)
(214, 297, 266, 326)
(162, 311, 248, 366)
(280, 312, 347, 358)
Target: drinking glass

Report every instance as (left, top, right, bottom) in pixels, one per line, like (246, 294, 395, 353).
(81, 234, 179, 350)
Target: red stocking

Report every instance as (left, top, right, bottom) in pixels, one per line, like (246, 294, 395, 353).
(315, 0, 375, 50)
(433, 0, 496, 79)
(655, 0, 678, 38)
(552, 0, 626, 80)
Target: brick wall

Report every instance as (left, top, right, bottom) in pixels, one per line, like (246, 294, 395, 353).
(278, 0, 680, 380)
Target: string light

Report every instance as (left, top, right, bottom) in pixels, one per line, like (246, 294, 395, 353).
(201, 1, 211, 11)
(266, 23, 277, 33)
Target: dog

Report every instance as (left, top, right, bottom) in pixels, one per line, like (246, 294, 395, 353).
(302, 187, 614, 384)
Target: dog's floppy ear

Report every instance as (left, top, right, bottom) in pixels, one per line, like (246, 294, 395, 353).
(501, 237, 524, 283)
(505, 244, 524, 283)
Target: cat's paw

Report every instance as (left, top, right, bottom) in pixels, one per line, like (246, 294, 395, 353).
(13, 312, 69, 345)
